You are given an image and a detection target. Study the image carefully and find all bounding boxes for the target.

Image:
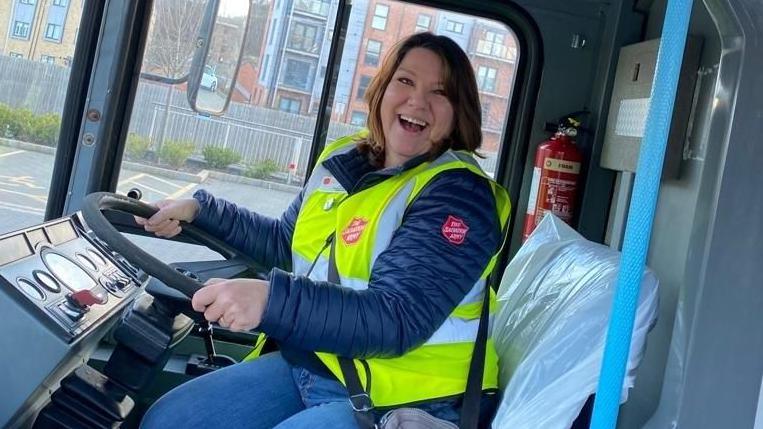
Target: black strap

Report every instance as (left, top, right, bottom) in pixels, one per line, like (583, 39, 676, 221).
(329, 239, 377, 429)
(459, 280, 491, 429)
(329, 235, 490, 429)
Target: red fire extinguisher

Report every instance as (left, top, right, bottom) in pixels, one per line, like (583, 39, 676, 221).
(522, 117, 584, 241)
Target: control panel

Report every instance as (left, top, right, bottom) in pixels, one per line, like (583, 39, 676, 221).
(0, 213, 143, 342)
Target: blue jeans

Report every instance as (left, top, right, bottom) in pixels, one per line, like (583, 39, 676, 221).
(140, 352, 463, 429)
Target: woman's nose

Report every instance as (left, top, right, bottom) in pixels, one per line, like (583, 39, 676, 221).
(406, 88, 426, 107)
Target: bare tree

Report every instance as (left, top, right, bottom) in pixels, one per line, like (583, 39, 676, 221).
(142, 0, 206, 158)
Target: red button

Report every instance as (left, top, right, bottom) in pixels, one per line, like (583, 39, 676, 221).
(69, 290, 104, 308)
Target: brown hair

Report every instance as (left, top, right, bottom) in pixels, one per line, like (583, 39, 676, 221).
(359, 32, 482, 167)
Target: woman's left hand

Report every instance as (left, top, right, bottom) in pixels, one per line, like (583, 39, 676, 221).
(191, 278, 270, 332)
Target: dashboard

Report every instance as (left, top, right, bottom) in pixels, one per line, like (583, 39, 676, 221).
(0, 212, 144, 427)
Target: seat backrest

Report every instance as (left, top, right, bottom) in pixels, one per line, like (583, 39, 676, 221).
(491, 215, 659, 429)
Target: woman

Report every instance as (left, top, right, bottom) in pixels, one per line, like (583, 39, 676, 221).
(139, 32, 510, 428)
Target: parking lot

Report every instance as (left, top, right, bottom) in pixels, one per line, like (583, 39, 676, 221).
(0, 144, 299, 262)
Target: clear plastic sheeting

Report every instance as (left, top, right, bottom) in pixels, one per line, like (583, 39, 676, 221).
(491, 215, 659, 429)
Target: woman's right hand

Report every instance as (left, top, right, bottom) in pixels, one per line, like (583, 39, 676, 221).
(134, 198, 201, 238)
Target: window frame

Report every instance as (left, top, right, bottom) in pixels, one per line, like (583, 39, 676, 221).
(278, 96, 302, 114)
(477, 65, 497, 92)
(364, 39, 382, 66)
(12, 21, 31, 39)
(372, 4, 389, 31)
(356, 75, 372, 100)
(415, 14, 431, 32)
(45, 23, 63, 41)
(53, 0, 68, 6)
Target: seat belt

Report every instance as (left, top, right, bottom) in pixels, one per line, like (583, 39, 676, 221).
(328, 238, 489, 429)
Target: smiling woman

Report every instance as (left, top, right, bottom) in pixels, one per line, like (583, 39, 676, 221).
(138, 32, 511, 429)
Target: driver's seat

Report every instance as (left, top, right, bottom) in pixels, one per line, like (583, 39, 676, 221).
(490, 215, 659, 428)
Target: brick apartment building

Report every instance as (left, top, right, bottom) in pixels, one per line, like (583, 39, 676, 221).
(0, 0, 82, 66)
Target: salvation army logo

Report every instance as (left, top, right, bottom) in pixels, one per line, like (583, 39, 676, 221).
(342, 217, 368, 245)
(441, 215, 469, 245)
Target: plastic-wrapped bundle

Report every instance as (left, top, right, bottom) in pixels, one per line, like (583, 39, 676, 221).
(491, 215, 658, 429)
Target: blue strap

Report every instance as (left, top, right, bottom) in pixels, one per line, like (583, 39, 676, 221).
(590, 0, 694, 427)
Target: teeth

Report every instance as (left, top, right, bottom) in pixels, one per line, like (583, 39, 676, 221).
(399, 115, 427, 127)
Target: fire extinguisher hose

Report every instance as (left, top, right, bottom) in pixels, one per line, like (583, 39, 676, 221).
(590, 0, 694, 427)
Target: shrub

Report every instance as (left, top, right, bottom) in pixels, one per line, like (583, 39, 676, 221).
(202, 145, 241, 169)
(0, 104, 33, 140)
(159, 139, 195, 168)
(27, 113, 61, 146)
(244, 158, 281, 179)
(125, 133, 151, 160)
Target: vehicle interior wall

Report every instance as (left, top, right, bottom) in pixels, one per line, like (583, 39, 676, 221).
(648, 0, 763, 427)
(613, 0, 724, 427)
(507, 0, 645, 255)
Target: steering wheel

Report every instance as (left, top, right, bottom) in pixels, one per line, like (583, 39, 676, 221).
(82, 192, 267, 299)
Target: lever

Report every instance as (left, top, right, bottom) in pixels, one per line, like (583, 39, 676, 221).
(126, 188, 142, 200)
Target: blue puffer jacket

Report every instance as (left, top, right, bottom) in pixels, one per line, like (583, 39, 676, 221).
(192, 146, 502, 359)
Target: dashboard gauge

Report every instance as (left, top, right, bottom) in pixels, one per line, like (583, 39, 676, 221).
(76, 253, 98, 271)
(43, 252, 97, 292)
(33, 270, 61, 293)
(17, 278, 45, 300)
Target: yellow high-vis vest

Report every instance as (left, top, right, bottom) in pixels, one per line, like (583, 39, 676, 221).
(291, 131, 511, 407)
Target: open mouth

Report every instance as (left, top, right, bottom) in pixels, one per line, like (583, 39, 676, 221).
(398, 114, 428, 132)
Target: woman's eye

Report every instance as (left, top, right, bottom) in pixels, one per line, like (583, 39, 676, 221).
(433, 89, 447, 96)
(398, 77, 413, 85)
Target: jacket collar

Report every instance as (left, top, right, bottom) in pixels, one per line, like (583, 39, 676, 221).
(323, 147, 429, 195)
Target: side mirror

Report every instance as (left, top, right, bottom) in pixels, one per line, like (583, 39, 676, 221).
(187, 0, 251, 115)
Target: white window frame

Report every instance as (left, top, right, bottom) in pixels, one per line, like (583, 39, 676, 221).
(365, 39, 382, 66)
(477, 66, 497, 92)
(372, 4, 389, 31)
(12, 21, 31, 38)
(415, 14, 431, 32)
(45, 23, 63, 41)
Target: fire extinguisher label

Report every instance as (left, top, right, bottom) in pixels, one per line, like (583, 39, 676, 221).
(537, 177, 577, 223)
(543, 158, 581, 174)
(526, 167, 542, 215)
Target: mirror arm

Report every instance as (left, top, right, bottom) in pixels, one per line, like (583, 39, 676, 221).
(139, 72, 188, 85)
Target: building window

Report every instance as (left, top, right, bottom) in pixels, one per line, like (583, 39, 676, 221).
(278, 97, 302, 114)
(477, 30, 507, 58)
(282, 58, 313, 91)
(45, 24, 63, 41)
(350, 111, 368, 126)
(40, 55, 56, 64)
(288, 22, 320, 54)
(19, 0, 35, 4)
(53, 0, 67, 6)
(294, 0, 330, 17)
(9, 52, 24, 59)
(445, 20, 464, 34)
(372, 4, 389, 31)
(415, 15, 431, 32)
(365, 40, 381, 66)
(477, 66, 497, 92)
(12, 21, 31, 39)
(356, 75, 371, 100)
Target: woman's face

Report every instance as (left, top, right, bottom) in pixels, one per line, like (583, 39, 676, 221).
(379, 48, 455, 168)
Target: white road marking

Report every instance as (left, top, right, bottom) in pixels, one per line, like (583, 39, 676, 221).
(167, 182, 197, 199)
(0, 150, 24, 158)
(0, 200, 45, 214)
(0, 188, 47, 202)
(118, 173, 146, 187)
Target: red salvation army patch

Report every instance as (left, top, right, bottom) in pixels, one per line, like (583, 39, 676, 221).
(342, 217, 368, 245)
(441, 215, 469, 245)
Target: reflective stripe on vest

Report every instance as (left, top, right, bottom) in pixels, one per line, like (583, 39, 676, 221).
(291, 131, 511, 406)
